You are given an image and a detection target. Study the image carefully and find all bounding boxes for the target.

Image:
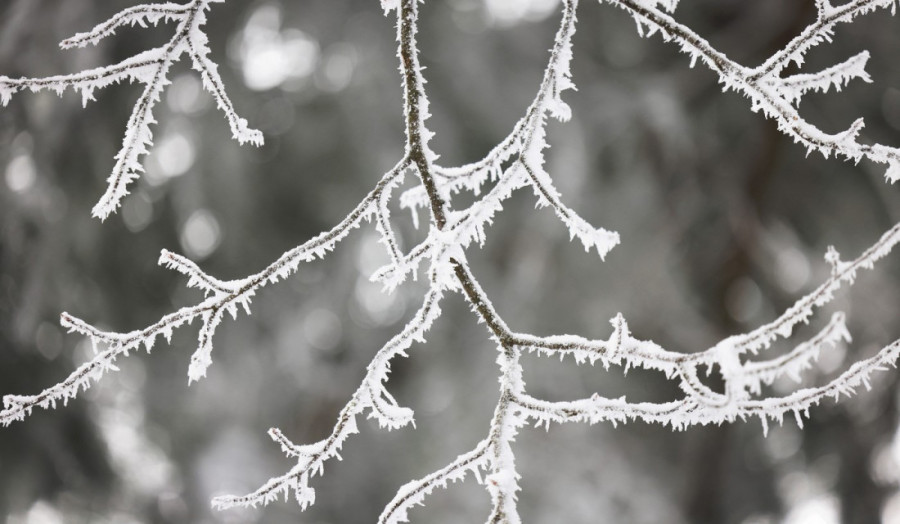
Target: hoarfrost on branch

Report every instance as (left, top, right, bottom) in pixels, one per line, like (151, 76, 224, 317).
(2, 0, 900, 521)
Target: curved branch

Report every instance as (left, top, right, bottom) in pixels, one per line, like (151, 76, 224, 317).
(0, 162, 407, 426)
(213, 282, 444, 510)
(379, 440, 491, 524)
(60, 3, 191, 49)
(0, 0, 263, 219)
(605, 0, 900, 178)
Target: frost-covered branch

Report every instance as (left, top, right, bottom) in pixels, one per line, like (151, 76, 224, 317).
(3, 0, 900, 520)
(0, 160, 408, 426)
(0, 0, 262, 219)
(400, 0, 620, 259)
(515, 221, 900, 378)
(604, 0, 900, 180)
(213, 281, 444, 510)
(455, 255, 899, 438)
(777, 51, 871, 106)
(379, 439, 491, 524)
(60, 3, 192, 49)
(741, 312, 850, 394)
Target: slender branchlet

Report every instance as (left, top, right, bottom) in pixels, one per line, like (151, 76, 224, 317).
(0, 0, 262, 220)
(605, 0, 900, 180)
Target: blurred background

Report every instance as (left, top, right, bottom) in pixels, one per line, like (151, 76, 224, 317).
(2, 0, 900, 522)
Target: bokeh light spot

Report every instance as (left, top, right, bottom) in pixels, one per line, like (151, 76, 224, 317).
(180, 209, 222, 260)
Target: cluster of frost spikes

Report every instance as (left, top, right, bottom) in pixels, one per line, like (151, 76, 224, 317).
(3, 0, 900, 522)
(0, 0, 262, 220)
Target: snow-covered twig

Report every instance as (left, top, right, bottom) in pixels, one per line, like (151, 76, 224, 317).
(379, 440, 491, 524)
(401, 0, 619, 260)
(2, 0, 900, 520)
(0, 0, 261, 220)
(604, 0, 900, 180)
(0, 160, 408, 426)
(516, 222, 900, 379)
(213, 281, 444, 510)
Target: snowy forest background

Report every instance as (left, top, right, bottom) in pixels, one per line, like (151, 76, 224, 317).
(2, 0, 900, 522)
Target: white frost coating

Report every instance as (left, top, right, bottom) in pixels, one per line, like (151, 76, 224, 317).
(185, 11, 263, 146)
(380, 0, 401, 14)
(515, 330, 900, 435)
(3, 0, 900, 520)
(371, 239, 432, 292)
(517, 223, 900, 376)
(159, 249, 237, 296)
(379, 440, 491, 524)
(777, 51, 871, 106)
(0, 48, 166, 109)
(93, 54, 172, 220)
(630, 0, 680, 12)
(741, 312, 851, 395)
(188, 309, 224, 383)
(0, 0, 261, 220)
(398, 0, 622, 262)
(522, 158, 620, 258)
(708, 221, 900, 359)
(502, 219, 900, 437)
(749, 0, 894, 78)
(396, 0, 438, 166)
(374, 170, 407, 265)
(0, 160, 406, 424)
(603, 0, 900, 180)
(60, 3, 191, 49)
(212, 284, 444, 510)
(366, 383, 416, 430)
(545, 0, 577, 123)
